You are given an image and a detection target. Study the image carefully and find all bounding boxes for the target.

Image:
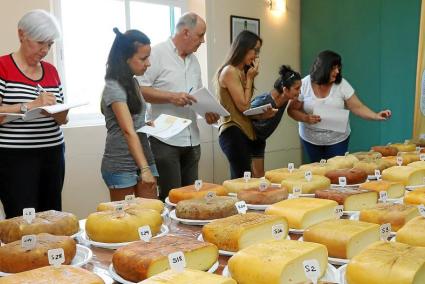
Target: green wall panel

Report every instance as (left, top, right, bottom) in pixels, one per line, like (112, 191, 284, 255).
(301, 0, 420, 153)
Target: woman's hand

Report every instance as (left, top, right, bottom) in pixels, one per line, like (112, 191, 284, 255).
(305, 114, 321, 124)
(253, 107, 278, 120)
(246, 58, 259, 80)
(375, 110, 392, 120)
(29, 92, 57, 109)
(138, 169, 158, 199)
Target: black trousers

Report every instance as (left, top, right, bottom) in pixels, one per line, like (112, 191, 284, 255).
(219, 126, 253, 179)
(149, 137, 201, 201)
(0, 144, 65, 218)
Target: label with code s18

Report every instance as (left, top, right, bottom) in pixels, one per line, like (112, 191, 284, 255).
(168, 251, 186, 272)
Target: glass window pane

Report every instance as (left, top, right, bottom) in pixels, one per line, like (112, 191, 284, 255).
(129, 1, 171, 45)
(61, 0, 125, 115)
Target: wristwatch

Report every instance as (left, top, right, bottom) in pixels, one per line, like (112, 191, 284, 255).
(20, 103, 28, 113)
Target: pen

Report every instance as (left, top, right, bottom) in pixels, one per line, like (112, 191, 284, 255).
(188, 87, 193, 94)
(37, 84, 46, 94)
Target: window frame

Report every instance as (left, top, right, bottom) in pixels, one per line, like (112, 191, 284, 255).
(51, 0, 187, 127)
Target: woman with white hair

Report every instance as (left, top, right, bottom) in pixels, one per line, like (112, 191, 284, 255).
(0, 10, 67, 218)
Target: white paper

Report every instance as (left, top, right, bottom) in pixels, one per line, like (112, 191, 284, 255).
(189, 87, 230, 117)
(312, 105, 349, 133)
(0, 101, 88, 123)
(243, 103, 272, 116)
(137, 114, 192, 140)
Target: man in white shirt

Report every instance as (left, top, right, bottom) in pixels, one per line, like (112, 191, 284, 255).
(139, 12, 219, 200)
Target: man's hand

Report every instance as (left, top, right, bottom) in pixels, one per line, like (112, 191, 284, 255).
(205, 112, 220, 124)
(170, 92, 197, 107)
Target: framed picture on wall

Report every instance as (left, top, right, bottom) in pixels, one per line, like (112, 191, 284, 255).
(230, 15, 260, 43)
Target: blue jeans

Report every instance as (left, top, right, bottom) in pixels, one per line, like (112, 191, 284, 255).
(301, 137, 350, 163)
(102, 164, 159, 189)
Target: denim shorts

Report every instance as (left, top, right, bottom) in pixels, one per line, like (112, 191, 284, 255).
(102, 164, 159, 189)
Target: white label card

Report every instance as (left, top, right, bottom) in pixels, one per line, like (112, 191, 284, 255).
(338, 177, 347, 186)
(404, 139, 409, 144)
(397, 156, 403, 166)
(48, 248, 65, 267)
(125, 194, 135, 203)
(235, 201, 248, 214)
(334, 205, 344, 218)
(288, 163, 294, 172)
(379, 191, 388, 203)
(421, 154, 425, 161)
(380, 223, 392, 240)
(21, 235, 37, 250)
(168, 251, 186, 272)
(114, 204, 124, 212)
(272, 223, 285, 240)
(293, 187, 302, 198)
(374, 169, 381, 177)
(205, 191, 216, 202)
(345, 151, 349, 156)
(259, 180, 268, 192)
(23, 208, 35, 224)
(416, 146, 421, 152)
(305, 171, 312, 182)
(243, 171, 251, 182)
(418, 205, 425, 217)
(320, 159, 326, 165)
(194, 179, 203, 191)
(138, 225, 152, 242)
(303, 259, 321, 284)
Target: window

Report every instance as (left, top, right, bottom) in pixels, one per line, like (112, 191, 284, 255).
(53, 0, 185, 126)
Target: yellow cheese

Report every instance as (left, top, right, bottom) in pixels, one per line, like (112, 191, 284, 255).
(202, 212, 288, 252)
(265, 168, 304, 183)
(390, 143, 417, 152)
(359, 180, 405, 198)
(396, 216, 425, 247)
(140, 269, 236, 284)
(303, 219, 380, 259)
(298, 163, 338, 176)
(346, 241, 425, 284)
(265, 198, 338, 229)
(223, 178, 271, 193)
(85, 208, 162, 243)
(314, 188, 378, 211)
(381, 166, 425, 186)
(359, 203, 420, 231)
(97, 198, 164, 213)
(326, 155, 359, 169)
(280, 175, 331, 194)
(408, 160, 425, 169)
(228, 239, 328, 284)
(404, 187, 425, 205)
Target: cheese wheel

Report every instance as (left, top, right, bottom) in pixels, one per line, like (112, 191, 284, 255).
(298, 163, 338, 176)
(97, 198, 164, 213)
(236, 187, 288, 205)
(85, 208, 162, 243)
(390, 142, 417, 152)
(0, 210, 79, 244)
(0, 265, 104, 284)
(265, 168, 304, 183)
(112, 235, 218, 282)
(359, 180, 405, 198)
(202, 212, 288, 252)
(404, 187, 425, 205)
(168, 183, 227, 204)
(371, 145, 399, 157)
(326, 155, 359, 169)
(265, 198, 338, 229)
(175, 196, 238, 220)
(325, 168, 367, 185)
(346, 241, 425, 284)
(280, 175, 331, 194)
(223, 178, 271, 193)
(140, 269, 236, 284)
(352, 151, 382, 161)
(396, 216, 425, 247)
(303, 219, 380, 259)
(382, 165, 425, 186)
(228, 239, 328, 284)
(353, 159, 393, 175)
(0, 233, 76, 273)
(314, 188, 378, 211)
(359, 203, 420, 231)
(408, 160, 425, 169)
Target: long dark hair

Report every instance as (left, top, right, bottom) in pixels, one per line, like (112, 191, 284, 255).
(310, 50, 342, 85)
(217, 30, 262, 79)
(104, 28, 151, 114)
(274, 65, 301, 93)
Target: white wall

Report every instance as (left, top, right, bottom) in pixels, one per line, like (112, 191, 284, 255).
(1, 0, 301, 219)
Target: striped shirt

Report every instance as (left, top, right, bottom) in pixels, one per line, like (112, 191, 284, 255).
(0, 54, 64, 148)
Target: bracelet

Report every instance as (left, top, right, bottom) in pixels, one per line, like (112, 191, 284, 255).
(141, 166, 151, 173)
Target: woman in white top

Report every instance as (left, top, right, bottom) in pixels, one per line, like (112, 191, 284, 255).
(288, 50, 391, 162)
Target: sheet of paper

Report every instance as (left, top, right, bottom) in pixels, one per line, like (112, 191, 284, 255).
(0, 113, 25, 123)
(243, 103, 272, 116)
(137, 114, 192, 140)
(23, 101, 89, 121)
(311, 104, 349, 133)
(189, 87, 230, 117)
